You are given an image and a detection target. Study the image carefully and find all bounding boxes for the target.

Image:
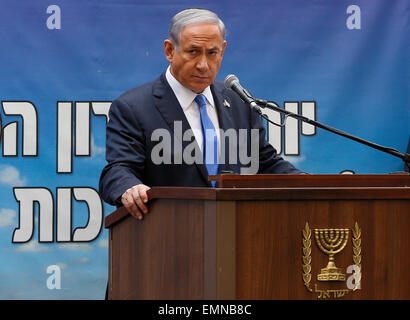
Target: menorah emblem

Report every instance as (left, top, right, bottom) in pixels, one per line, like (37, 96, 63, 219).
(314, 228, 349, 281)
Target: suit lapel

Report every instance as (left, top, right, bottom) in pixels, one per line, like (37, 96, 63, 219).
(152, 74, 192, 142)
(211, 83, 237, 175)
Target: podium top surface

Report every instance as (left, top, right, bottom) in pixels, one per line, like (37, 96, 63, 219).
(105, 174, 410, 229)
(211, 173, 410, 188)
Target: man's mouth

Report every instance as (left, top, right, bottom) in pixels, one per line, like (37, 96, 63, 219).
(193, 75, 209, 81)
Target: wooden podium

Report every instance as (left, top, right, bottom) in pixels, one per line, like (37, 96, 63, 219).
(105, 174, 410, 300)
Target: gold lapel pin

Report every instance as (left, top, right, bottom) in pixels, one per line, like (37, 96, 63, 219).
(223, 99, 230, 108)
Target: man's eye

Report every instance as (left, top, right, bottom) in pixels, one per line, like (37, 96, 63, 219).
(188, 50, 197, 54)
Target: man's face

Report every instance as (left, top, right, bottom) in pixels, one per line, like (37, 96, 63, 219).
(164, 22, 227, 93)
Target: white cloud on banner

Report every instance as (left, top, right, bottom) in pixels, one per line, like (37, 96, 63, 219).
(58, 243, 93, 252)
(91, 135, 105, 156)
(15, 241, 52, 252)
(0, 165, 26, 186)
(98, 238, 108, 248)
(72, 257, 90, 264)
(0, 208, 16, 227)
(55, 262, 68, 270)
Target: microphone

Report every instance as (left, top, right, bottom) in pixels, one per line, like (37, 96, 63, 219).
(224, 74, 262, 114)
(225, 76, 410, 165)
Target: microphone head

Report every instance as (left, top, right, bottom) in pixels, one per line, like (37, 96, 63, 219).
(224, 74, 239, 89)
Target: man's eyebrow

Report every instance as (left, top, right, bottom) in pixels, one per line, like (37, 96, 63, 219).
(207, 46, 221, 51)
(185, 45, 220, 51)
(187, 45, 201, 49)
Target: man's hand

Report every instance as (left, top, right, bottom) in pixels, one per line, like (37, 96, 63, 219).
(121, 184, 151, 220)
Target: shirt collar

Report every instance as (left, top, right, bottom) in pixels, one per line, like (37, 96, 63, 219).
(165, 66, 215, 111)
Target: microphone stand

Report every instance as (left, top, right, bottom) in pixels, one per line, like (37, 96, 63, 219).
(254, 98, 410, 166)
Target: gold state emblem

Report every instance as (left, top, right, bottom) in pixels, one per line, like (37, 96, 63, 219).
(302, 222, 362, 299)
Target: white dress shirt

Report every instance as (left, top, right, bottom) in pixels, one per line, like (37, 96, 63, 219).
(165, 66, 221, 153)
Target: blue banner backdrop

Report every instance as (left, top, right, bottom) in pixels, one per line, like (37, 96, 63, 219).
(0, 0, 408, 299)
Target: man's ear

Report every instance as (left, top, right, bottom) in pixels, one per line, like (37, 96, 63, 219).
(164, 40, 175, 63)
(221, 40, 227, 58)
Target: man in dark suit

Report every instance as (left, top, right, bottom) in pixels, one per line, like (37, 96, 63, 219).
(99, 8, 302, 219)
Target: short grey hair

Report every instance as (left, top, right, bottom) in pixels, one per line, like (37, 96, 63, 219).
(169, 8, 226, 49)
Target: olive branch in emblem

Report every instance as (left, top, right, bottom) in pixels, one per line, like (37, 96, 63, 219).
(351, 222, 362, 290)
(302, 222, 313, 292)
(352, 222, 361, 271)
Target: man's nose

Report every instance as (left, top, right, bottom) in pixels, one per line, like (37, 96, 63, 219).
(196, 54, 209, 72)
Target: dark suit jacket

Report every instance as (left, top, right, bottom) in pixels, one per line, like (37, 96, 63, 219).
(99, 73, 301, 206)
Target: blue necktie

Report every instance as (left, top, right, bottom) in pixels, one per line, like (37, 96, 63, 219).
(195, 94, 218, 187)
